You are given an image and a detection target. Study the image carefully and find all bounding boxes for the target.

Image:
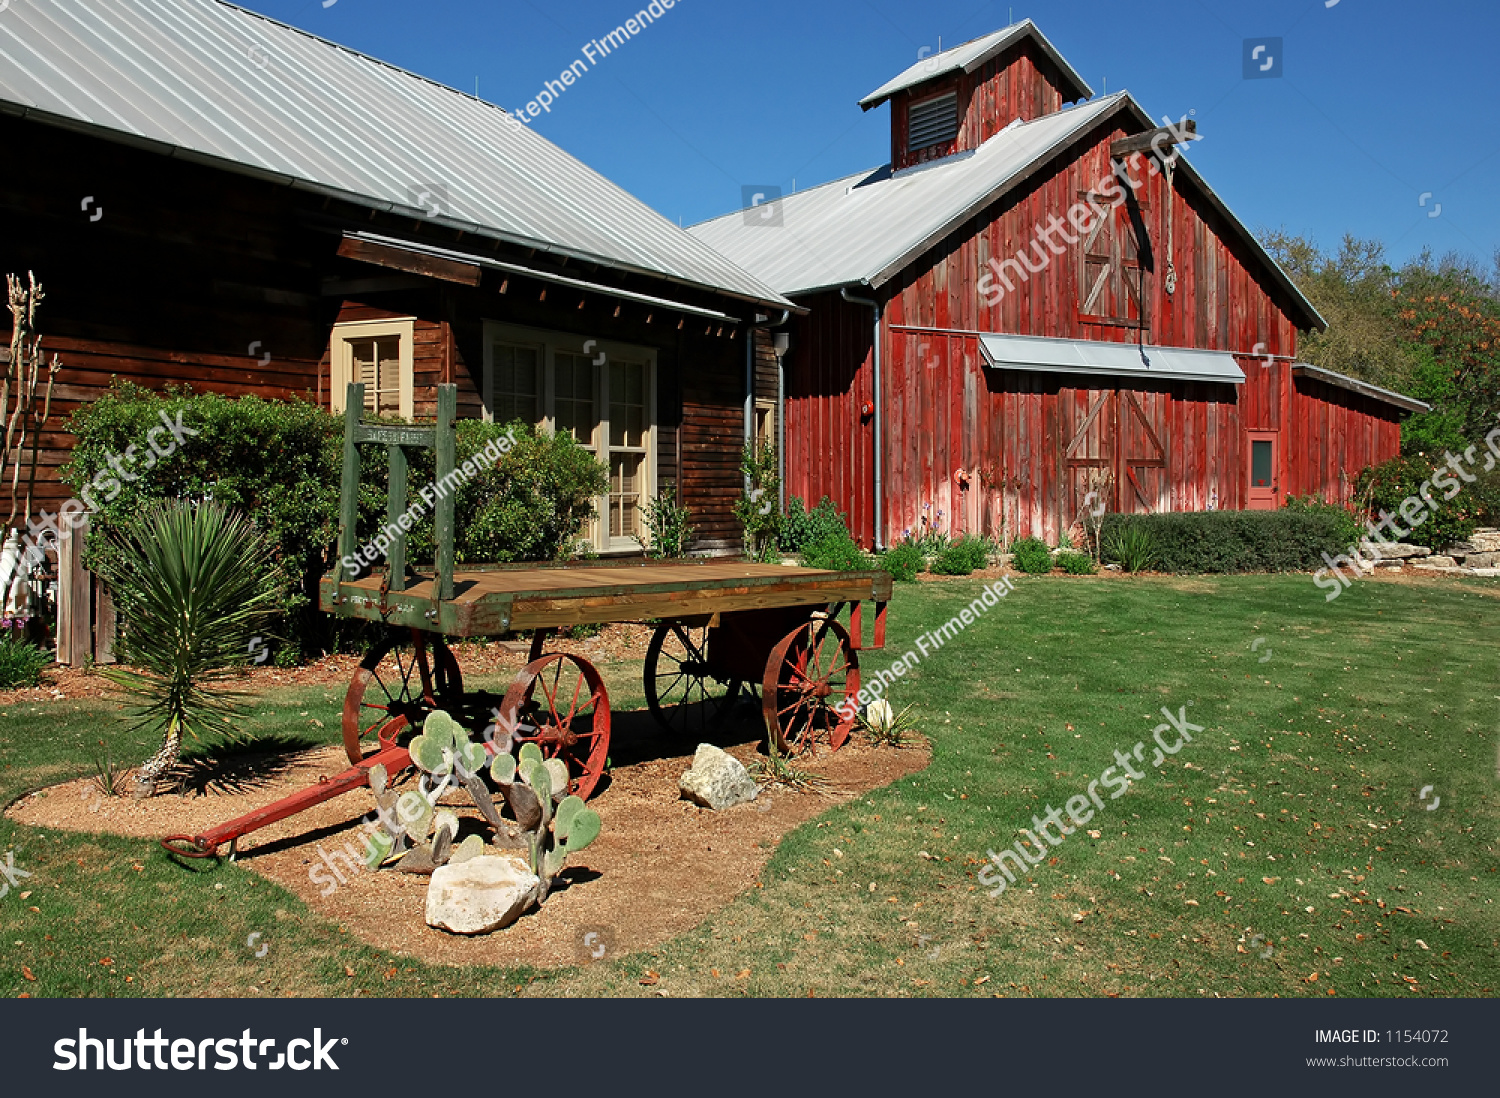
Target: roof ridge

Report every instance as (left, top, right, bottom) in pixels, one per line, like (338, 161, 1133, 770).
(213, 0, 514, 120)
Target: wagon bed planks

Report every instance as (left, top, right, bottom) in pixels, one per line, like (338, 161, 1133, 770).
(320, 559, 893, 638)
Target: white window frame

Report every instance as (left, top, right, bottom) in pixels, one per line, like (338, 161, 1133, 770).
(482, 321, 658, 555)
(330, 318, 416, 421)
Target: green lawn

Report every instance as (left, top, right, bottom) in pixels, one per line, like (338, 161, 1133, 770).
(2, 572, 1496, 998)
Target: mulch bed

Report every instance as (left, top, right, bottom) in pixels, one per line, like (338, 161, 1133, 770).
(7, 712, 929, 968)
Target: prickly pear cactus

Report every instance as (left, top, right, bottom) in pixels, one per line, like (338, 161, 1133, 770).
(409, 711, 487, 780)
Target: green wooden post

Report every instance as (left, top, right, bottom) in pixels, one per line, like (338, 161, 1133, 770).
(337, 384, 364, 585)
(435, 384, 457, 602)
(385, 443, 409, 592)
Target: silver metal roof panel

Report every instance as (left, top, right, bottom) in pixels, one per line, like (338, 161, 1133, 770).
(689, 95, 1125, 297)
(979, 332, 1246, 385)
(858, 21, 1092, 111)
(0, 0, 794, 309)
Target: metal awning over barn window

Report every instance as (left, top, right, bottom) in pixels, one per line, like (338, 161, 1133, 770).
(908, 92, 960, 151)
(977, 333, 1245, 385)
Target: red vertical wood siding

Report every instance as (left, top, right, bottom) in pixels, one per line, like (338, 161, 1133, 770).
(786, 112, 1407, 548)
(890, 40, 1080, 171)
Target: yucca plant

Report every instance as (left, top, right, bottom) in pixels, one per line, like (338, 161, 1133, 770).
(93, 499, 280, 797)
(1103, 523, 1161, 573)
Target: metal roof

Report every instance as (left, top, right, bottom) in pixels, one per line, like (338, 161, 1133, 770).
(979, 333, 1246, 386)
(689, 95, 1125, 297)
(0, 0, 793, 310)
(689, 89, 1326, 332)
(859, 21, 1092, 111)
(1292, 363, 1430, 413)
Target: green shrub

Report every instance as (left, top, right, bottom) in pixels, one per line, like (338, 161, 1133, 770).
(1010, 537, 1054, 575)
(1354, 455, 1481, 550)
(1282, 494, 1362, 549)
(878, 541, 924, 582)
(1057, 551, 1098, 575)
(1099, 511, 1350, 573)
(801, 533, 869, 572)
(636, 484, 694, 558)
(398, 419, 607, 566)
(64, 382, 608, 662)
(931, 535, 991, 576)
(782, 495, 851, 554)
(0, 634, 49, 689)
(734, 439, 782, 562)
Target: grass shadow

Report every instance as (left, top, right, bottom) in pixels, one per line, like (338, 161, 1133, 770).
(165, 732, 324, 798)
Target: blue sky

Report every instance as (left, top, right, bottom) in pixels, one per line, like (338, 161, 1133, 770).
(243, 0, 1497, 269)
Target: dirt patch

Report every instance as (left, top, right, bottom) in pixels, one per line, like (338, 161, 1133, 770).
(7, 713, 929, 969)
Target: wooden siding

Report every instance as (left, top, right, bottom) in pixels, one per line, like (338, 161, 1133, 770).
(0, 112, 753, 553)
(784, 115, 1407, 547)
(890, 39, 1078, 171)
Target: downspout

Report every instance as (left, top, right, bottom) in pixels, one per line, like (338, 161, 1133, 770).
(773, 331, 790, 511)
(841, 286, 884, 551)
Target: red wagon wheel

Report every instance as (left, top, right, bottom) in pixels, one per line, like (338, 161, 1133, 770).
(499, 653, 611, 801)
(762, 618, 860, 756)
(342, 629, 463, 764)
(644, 622, 745, 738)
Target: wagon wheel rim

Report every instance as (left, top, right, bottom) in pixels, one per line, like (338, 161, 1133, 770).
(644, 623, 744, 737)
(762, 618, 860, 756)
(500, 653, 611, 801)
(342, 629, 463, 765)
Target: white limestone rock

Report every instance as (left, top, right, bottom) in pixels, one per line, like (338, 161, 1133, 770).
(1360, 541, 1430, 560)
(679, 743, 760, 811)
(425, 855, 540, 935)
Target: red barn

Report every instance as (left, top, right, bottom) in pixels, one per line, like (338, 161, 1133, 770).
(691, 21, 1426, 548)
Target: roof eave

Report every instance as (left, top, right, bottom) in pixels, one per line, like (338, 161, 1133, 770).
(858, 21, 1093, 112)
(0, 101, 797, 314)
(1291, 364, 1430, 414)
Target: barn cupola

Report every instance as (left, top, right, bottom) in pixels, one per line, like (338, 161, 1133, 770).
(859, 20, 1094, 172)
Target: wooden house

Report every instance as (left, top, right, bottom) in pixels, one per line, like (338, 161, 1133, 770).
(0, 0, 795, 558)
(691, 21, 1427, 548)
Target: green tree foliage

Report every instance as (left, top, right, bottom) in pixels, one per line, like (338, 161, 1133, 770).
(1261, 233, 1500, 460)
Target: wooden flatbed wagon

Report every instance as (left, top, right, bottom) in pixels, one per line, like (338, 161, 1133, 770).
(163, 384, 890, 858)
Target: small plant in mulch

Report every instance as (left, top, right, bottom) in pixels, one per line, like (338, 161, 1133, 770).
(856, 699, 920, 748)
(87, 738, 131, 799)
(750, 737, 831, 794)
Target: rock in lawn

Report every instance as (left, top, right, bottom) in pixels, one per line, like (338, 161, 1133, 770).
(425, 855, 540, 935)
(679, 743, 759, 810)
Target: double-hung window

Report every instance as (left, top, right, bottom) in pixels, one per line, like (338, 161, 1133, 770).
(483, 323, 656, 554)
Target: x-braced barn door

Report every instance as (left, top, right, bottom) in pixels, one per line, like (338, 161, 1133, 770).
(1063, 389, 1169, 518)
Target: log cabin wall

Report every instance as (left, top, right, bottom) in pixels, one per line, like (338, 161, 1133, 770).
(782, 114, 1407, 548)
(0, 114, 754, 553)
(0, 115, 332, 519)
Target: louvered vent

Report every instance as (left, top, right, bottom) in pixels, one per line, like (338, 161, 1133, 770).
(907, 92, 959, 152)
